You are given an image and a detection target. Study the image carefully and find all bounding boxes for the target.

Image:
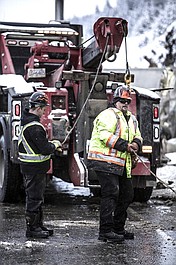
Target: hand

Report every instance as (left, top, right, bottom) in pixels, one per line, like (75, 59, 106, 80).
(131, 142, 139, 152)
(56, 145, 62, 152)
(127, 143, 138, 154)
(127, 144, 135, 154)
(50, 140, 62, 149)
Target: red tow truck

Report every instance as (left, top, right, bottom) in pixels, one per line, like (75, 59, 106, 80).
(0, 17, 160, 203)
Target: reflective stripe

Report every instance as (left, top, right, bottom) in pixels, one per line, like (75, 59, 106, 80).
(107, 134, 118, 147)
(20, 132, 33, 154)
(18, 121, 50, 163)
(88, 152, 125, 166)
(18, 152, 50, 162)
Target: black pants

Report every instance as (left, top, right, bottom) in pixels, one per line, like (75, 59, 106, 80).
(96, 170, 134, 233)
(23, 173, 46, 213)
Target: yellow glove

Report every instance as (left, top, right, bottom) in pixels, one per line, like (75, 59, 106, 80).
(50, 140, 62, 150)
(56, 147, 62, 152)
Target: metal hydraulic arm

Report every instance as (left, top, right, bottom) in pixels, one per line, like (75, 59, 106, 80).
(82, 17, 128, 69)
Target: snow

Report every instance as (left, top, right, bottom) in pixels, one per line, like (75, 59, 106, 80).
(51, 176, 91, 197)
(154, 152, 176, 200)
(132, 86, 160, 99)
(0, 74, 34, 93)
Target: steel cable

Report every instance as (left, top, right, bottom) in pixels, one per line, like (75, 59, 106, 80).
(61, 34, 110, 145)
(133, 150, 176, 194)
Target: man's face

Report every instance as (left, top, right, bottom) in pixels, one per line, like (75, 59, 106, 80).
(115, 98, 131, 114)
(37, 106, 46, 118)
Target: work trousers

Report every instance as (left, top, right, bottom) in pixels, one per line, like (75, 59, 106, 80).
(96, 170, 134, 233)
(23, 173, 46, 213)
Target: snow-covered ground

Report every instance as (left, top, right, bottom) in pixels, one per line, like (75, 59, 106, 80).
(157, 152, 176, 188)
(153, 152, 176, 200)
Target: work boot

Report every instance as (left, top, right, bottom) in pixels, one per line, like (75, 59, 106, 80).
(98, 231, 124, 243)
(25, 212, 49, 239)
(40, 225, 53, 236)
(114, 230, 134, 240)
(39, 208, 53, 236)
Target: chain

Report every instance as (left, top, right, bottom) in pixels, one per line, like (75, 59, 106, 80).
(124, 35, 132, 89)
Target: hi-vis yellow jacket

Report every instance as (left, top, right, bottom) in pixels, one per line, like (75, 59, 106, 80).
(87, 108, 143, 178)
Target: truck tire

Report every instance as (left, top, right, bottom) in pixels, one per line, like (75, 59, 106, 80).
(0, 135, 22, 202)
(133, 187, 153, 202)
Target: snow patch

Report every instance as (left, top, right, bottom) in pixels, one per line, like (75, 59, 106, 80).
(51, 177, 91, 197)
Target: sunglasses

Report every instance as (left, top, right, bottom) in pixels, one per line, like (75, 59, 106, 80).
(118, 98, 131, 105)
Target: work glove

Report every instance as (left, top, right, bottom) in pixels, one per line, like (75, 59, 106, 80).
(50, 140, 62, 151)
(131, 142, 139, 152)
(127, 143, 138, 154)
(127, 144, 135, 154)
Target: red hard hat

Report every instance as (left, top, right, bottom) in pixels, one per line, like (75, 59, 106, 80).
(113, 85, 132, 101)
(29, 92, 49, 107)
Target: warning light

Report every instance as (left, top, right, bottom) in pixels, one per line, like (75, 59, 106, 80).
(153, 105, 159, 121)
(19, 41, 29, 46)
(7, 40, 17, 45)
(15, 104, 20, 116)
(153, 107, 158, 119)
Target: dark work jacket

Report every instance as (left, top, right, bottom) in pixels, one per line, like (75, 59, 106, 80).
(18, 109, 55, 174)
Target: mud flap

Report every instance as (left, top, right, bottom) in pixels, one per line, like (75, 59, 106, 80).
(132, 156, 156, 194)
(69, 153, 88, 186)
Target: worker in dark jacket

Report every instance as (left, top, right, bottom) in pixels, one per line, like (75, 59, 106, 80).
(88, 85, 143, 243)
(18, 91, 61, 238)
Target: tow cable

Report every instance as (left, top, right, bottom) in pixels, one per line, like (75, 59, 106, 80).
(133, 150, 176, 195)
(61, 34, 110, 145)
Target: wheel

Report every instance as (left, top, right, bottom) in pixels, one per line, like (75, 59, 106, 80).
(0, 135, 22, 202)
(133, 187, 153, 202)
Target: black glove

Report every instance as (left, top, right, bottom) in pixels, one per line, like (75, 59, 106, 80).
(127, 144, 136, 154)
(131, 142, 139, 152)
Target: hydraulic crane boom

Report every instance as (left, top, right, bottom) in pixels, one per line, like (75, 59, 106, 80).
(83, 17, 128, 69)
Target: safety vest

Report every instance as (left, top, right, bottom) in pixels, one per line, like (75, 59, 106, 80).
(88, 108, 142, 178)
(18, 121, 51, 163)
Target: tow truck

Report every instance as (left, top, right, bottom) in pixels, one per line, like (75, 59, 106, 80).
(0, 17, 160, 203)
